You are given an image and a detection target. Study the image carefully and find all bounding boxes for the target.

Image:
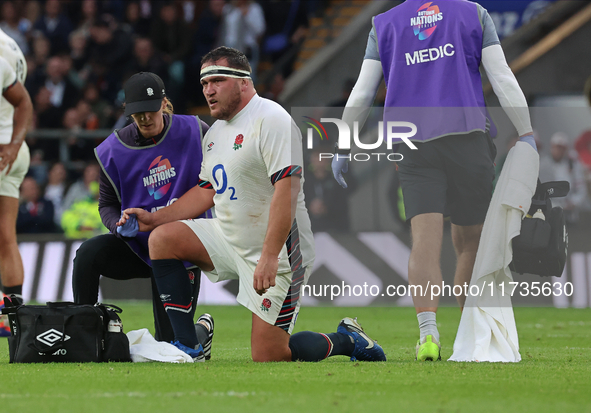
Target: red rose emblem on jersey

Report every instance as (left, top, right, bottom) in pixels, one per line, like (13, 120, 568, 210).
(233, 134, 244, 151)
(260, 298, 272, 312)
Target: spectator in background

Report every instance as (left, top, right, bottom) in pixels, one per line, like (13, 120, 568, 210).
(62, 162, 100, 212)
(16, 177, 58, 234)
(76, 0, 98, 37)
(86, 57, 120, 105)
(34, 86, 62, 129)
(69, 29, 90, 74)
(87, 15, 133, 83)
(304, 147, 354, 232)
(150, 3, 191, 110)
(220, 0, 266, 82)
(261, 72, 285, 103)
(26, 34, 51, 94)
(62, 105, 95, 161)
(23, 1, 40, 38)
(192, 0, 225, 62)
(61, 180, 106, 239)
(0, 1, 30, 55)
(82, 83, 113, 128)
(33, 0, 73, 55)
(539, 133, 588, 222)
(129, 37, 168, 83)
(76, 99, 99, 130)
(32, 33, 51, 66)
(123, 1, 151, 38)
(26, 149, 48, 185)
(43, 56, 80, 115)
(261, 0, 308, 76)
(575, 130, 591, 208)
(44, 162, 69, 226)
(187, 0, 225, 106)
(181, 0, 204, 26)
(98, 0, 125, 22)
(150, 4, 191, 65)
(61, 54, 85, 90)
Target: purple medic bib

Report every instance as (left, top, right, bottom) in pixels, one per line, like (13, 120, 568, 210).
(374, 0, 488, 142)
(95, 114, 209, 266)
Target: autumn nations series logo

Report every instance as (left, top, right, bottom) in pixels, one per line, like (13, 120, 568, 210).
(143, 155, 176, 200)
(411, 2, 444, 40)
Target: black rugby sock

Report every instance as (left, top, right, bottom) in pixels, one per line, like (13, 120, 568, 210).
(151, 259, 199, 349)
(289, 331, 354, 362)
(195, 323, 209, 345)
(2, 286, 23, 305)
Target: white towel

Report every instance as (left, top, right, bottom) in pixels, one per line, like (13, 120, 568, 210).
(449, 142, 539, 362)
(126, 328, 194, 363)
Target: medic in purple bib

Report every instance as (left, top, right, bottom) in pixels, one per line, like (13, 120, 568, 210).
(72, 72, 214, 348)
(332, 0, 537, 361)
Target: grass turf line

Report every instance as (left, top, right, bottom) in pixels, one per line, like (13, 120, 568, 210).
(0, 304, 589, 413)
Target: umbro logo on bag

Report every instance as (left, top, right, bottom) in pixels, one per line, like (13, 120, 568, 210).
(36, 329, 71, 346)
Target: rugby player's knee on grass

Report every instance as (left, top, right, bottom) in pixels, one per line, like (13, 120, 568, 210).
(251, 333, 292, 362)
(251, 344, 291, 362)
(251, 316, 292, 362)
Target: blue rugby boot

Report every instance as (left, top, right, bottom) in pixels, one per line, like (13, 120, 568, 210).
(171, 340, 205, 362)
(337, 317, 386, 362)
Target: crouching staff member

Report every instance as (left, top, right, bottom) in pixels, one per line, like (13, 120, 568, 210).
(72, 72, 214, 358)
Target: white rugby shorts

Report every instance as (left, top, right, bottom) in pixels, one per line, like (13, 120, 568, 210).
(0, 142, 30, 198)
(181, 218, 311, 334)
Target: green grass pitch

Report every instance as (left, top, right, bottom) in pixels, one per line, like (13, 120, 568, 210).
(0, 304, 590, 412)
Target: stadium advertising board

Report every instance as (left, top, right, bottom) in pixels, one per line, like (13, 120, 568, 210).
(17, 228, 591, 308)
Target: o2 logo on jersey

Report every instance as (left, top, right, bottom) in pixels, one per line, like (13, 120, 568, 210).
(212, 164, 238, 200)
(411, 2, 444, 40)
(142, 156, 177, 200)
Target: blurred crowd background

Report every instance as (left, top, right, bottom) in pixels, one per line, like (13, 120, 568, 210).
(10, 0, 324, 237)
(5, 0, 591, 238)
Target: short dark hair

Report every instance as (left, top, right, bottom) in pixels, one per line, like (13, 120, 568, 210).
(201, 46, 252, 73)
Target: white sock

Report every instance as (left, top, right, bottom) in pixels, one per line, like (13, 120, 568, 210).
(417, 311, 439, 343)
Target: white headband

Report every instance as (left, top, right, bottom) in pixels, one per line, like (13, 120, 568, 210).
(200, 65, 251, 80)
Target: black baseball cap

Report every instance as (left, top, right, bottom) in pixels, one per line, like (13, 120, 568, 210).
(123, 72, 166, 116)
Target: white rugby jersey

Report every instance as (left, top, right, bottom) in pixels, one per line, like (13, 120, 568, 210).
(199, 94, 315, 273)
(0, 28, 26, 144)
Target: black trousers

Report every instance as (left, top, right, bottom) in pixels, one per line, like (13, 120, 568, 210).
(72, 234, 200, 342)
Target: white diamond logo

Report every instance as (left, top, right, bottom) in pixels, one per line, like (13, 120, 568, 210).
(36, 329, 71, 346)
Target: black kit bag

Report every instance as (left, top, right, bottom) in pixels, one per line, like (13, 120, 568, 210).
(1, 299, 131, 363)
(510, 180, 570, 277)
